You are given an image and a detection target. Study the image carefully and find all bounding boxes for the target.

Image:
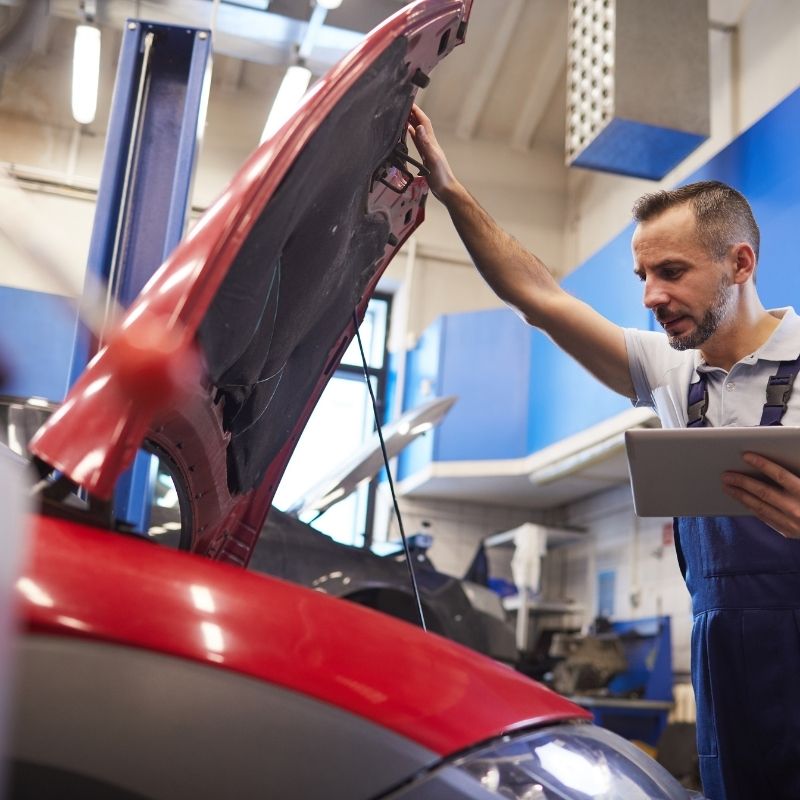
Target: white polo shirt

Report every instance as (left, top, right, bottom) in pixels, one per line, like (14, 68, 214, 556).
(624, 307, 800, 429)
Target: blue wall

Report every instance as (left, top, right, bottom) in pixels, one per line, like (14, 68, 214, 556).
(401, 86, 800, 474)
(0, 286, 79, 402)
(526, 229, 652, 453)
(437, 309, 532, 461)
(398, 309, 532, 478)
(399, 317, 444, 480)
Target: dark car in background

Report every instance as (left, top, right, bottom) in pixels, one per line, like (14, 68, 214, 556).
(252, 507, 519, 663)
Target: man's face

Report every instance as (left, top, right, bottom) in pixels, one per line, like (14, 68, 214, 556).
(632, 204, 736, 351)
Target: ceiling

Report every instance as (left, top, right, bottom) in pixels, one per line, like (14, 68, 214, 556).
(0, 0, 752, 160)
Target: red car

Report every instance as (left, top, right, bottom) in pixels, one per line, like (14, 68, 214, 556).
(3, 2, 703, 797)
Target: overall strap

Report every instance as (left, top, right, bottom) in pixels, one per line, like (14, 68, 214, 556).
(760, 354, 800, 426)
(687, 372, 708, 427)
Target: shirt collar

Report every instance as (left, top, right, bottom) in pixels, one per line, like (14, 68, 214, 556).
(695, 307, 800, 373)
(753, 307, 800, 361)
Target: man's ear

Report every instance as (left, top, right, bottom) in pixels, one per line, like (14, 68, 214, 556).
(732, 242, 756, 284)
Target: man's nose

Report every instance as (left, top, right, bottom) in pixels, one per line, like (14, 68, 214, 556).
(643, 279, 669, 309)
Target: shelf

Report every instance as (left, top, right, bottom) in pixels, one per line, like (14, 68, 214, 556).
(484, 523, 584, 550)
(566, 696, 673, 711)
(502, 597, 584, 614)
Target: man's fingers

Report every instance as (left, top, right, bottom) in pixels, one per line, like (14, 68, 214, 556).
(722, 473, 800, 538)
(725, 485, 800, 537)
(723, 471, 776, 501)
(410, 103, 430, 125)
(742, 451, 800, 491)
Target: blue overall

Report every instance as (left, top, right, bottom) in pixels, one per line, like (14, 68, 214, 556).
(675, 357, 800, 800)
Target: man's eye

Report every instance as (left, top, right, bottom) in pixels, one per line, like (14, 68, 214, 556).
(662, 269, 682, 281)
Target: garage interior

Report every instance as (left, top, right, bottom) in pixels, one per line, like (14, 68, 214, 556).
(1, 0, 799, 796)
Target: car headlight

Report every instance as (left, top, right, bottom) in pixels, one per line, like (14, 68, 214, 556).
(454, 723, 704, 799)
(384, 723, 706, 799)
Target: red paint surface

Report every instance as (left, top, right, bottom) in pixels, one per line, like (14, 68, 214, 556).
(19, 513, 589, 756)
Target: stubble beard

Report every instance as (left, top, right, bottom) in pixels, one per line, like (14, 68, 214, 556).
(664, 275, 735, 351)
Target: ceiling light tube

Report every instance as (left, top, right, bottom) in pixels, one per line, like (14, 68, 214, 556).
(72, 24, 101, 125)
(260, 64, 312, 143)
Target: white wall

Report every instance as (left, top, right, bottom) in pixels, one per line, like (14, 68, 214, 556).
(382, 491, 547, 579)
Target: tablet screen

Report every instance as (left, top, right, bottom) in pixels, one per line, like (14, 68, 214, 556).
(624, 427, 800, 517)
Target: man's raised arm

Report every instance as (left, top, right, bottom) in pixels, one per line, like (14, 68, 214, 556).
(409, 105, 636, 401)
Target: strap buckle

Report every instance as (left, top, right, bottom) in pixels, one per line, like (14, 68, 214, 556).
(687, 379, 708, 426)
(766, 375, 793, 407)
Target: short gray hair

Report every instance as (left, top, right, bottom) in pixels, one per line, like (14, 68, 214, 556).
(632, 180, 760, 263)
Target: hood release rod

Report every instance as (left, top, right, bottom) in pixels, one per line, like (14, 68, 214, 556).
(352, 309, 427, 632)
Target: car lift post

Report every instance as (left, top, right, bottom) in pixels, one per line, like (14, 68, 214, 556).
(70, 20, 212, 532)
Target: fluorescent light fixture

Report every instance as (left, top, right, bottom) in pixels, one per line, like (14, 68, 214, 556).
(72, 24, 101, 125)
(316, 0, 343, 8)
(260, 64, 312, 143)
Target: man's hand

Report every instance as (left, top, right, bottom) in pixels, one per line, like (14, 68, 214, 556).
(407, 104, 458, 201)
(722, 452, 800, 538)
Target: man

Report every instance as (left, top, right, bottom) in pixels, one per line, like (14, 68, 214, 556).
(409, 105, 800, 800)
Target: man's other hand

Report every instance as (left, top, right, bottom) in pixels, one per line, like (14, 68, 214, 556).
(722, 453, 800, 538)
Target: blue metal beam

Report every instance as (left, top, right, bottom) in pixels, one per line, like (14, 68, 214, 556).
(73, 20, 212, 532)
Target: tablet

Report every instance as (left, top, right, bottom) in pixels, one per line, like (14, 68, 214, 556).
(624, 427, 800, 517)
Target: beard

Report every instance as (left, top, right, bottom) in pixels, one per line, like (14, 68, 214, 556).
(658, 274, 735, 351)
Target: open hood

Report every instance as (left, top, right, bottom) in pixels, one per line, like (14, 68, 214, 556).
(29, 0, 473, 566)
(285, 395, 456, 519)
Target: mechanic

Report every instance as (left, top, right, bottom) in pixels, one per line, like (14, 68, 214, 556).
(409, 104, 800, 800)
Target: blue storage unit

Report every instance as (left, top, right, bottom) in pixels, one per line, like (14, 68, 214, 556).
(577, 616, 674, 747)
(401, 86, 800, 478)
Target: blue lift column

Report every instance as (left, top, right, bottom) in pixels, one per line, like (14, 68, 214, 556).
(71, 20, 212, 532)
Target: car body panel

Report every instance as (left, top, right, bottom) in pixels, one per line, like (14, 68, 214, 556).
(18, 513, 589, 757)
(11, 636, 437, 800)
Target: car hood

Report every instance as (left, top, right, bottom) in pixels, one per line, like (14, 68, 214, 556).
(29, 0, 472, 565)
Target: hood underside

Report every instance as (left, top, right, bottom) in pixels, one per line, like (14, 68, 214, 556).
(30, 0, 473, 565)
(199, 35, 414, 497)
